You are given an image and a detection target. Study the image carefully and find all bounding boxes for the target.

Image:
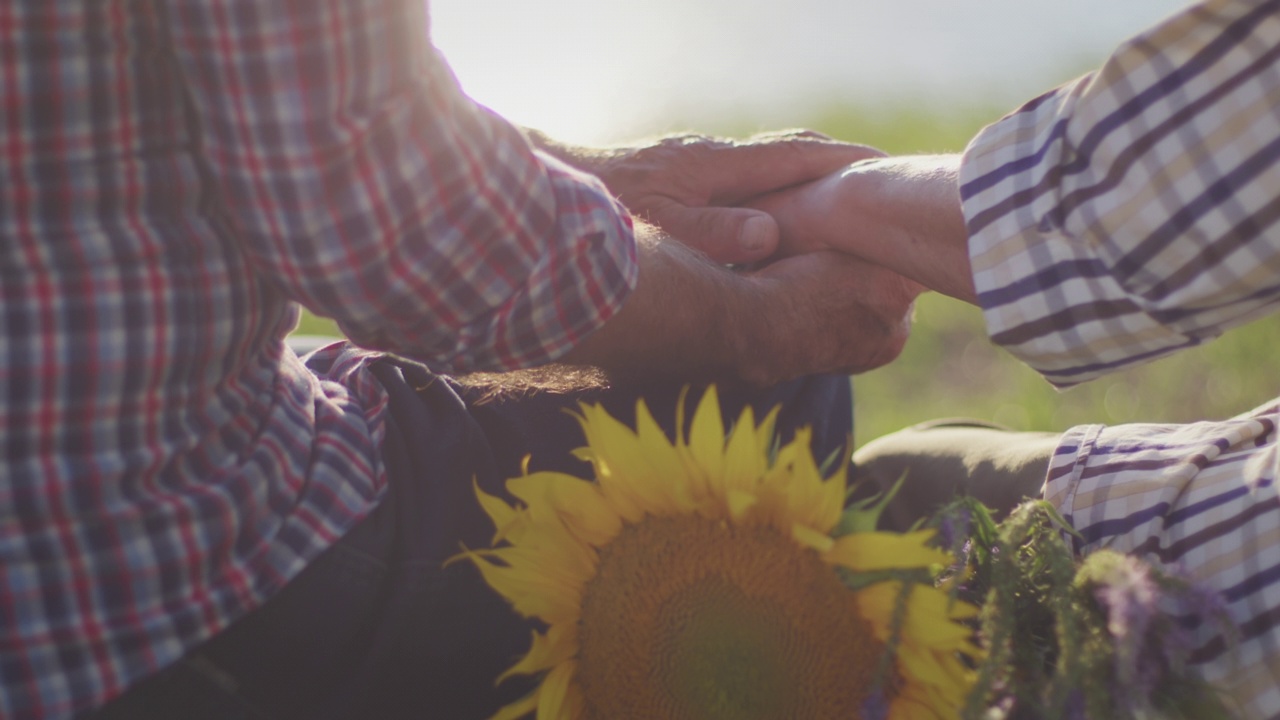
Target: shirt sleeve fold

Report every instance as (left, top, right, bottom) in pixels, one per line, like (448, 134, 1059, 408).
(959, 0, 1280, 387)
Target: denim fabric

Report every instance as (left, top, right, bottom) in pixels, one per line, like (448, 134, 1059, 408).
(90, 359, 853, 720)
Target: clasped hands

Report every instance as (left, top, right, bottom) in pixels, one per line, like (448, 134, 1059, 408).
(538, 129, 971, 384)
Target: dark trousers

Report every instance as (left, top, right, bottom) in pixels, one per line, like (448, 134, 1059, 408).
(90, 357, 853, 720)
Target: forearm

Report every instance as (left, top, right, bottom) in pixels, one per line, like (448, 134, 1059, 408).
(560, 224, 754, 381)
(840, 155, 972, 303)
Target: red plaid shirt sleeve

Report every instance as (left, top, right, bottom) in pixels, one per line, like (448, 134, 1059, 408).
(167, 0, 638, 372)
(0, 2, 635, 718)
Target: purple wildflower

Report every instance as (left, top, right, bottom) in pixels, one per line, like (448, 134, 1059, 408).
(1089, 553, 1160, 688)
(1077, 551, 1163, 715)
(935, 505, 973, 551)
(1082, 551, 1236, 716)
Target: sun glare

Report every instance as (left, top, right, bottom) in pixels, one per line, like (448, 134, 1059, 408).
(427, 0, 1186, 146)
(428, 2, 679, 144)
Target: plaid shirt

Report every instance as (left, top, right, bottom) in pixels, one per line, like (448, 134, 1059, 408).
(0, 2, 636, 718)
(962, 0, 1280, 715)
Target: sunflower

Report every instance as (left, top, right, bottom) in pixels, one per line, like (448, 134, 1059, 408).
(458, 387, 979, 720)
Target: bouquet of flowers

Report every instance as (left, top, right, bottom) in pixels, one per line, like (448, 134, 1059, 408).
(456, 388, 1237, 719)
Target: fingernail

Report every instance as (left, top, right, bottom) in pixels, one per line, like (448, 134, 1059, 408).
(741, 216, 773, 254)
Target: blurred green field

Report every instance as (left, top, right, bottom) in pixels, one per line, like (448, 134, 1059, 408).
(293, 102, 1280, 444)
(851, 292, 1279, 442)
(292, 311, 341, 338)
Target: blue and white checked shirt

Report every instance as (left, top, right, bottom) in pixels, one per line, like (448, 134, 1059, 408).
(962, 1, 1280, 716)
(0, 2, 636, 718)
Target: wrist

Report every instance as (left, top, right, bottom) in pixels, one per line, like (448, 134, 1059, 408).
(721, 275, 779, 385)
(838, 155, 975, 303)
(523, 127, 622, 176)
(560, 224, 755, 382)
(724, 272, 836, 387)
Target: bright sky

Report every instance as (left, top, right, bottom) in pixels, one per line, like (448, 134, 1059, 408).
(429, 0, 1187, 145)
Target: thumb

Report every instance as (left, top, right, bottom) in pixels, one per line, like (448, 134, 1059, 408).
(651, 203, 779, 264)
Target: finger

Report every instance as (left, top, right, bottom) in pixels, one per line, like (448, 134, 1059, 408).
(753, 252, 917, 369)
(705, 138, 885, 204)
(744, 182, 830, 259)
(650, 202, 780, 264)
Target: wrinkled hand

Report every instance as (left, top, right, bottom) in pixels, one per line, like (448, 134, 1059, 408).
(560, 222, 921, 385)
(737, 250, 924, 384)
(528, 129, 885, 264)
(751, 155, 977, 303)
(747, 167, 848, 258)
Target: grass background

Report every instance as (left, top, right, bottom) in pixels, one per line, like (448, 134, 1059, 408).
(293, 103, 1280, 444)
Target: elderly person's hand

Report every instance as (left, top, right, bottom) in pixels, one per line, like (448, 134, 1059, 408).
(561, 223, 922, 386)
(739, 248, 923, 383)
(528, 129, 885, 265)
(751, 154, 977, 303)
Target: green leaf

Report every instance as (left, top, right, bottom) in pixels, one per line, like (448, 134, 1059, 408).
(835, 472, 906, 536)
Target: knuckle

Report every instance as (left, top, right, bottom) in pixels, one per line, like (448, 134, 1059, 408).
(750, 128, 831, 142)
(643, 134, 717, 159)
(598, 159, 659, 205)
(614, 135, 723, 200)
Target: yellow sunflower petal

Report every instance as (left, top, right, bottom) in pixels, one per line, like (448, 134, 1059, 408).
(753, 441, 800, 529)
(722, 405, 764, 499)
(573, 407, 650, 517)
(927, 646, 978, 701)
(575, 404, 670, 519)
(855, 583, 977, 647)
(536, 659, 579, 720)
(917, 671, 970, 717)
(906, 582, 980, 621)
(776, 428, 846, 534)
(808, 474, 849, 535)
(831, 542, 977, 718)
(686, 386, 726, 487)
(896, 644, 968, 702)
(854, 584, 896, 642)
(474, 480, 521, 543)
(497, 624, 579, 685)
(491, 690, 539, 720)
(727, 489, 758, 522)
(902, 587, 979, 647)
(784, 472, 846, 537)
(634, 399, 699, 509)
(485, 505, 597, 582)
(811, 467, 848, 533)
(464, 550, 582, 624)
(770, 433, 800, 472)
(492, 514, 533, 547)
(506, 472, 622, 546)
(498, 524, 595, 588)
(755, 404, 782, 461)
(791, 523, 835, 553)
(824, 530, 953, 572)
